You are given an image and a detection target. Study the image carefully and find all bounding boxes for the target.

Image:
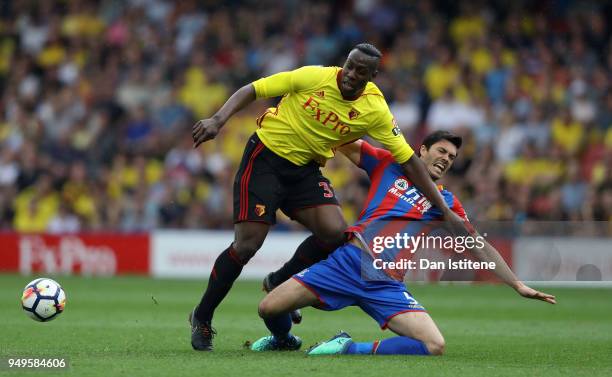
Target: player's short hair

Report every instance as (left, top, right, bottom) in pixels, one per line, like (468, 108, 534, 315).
(422, 130, 462, 151)
(353, 43, 382, 59)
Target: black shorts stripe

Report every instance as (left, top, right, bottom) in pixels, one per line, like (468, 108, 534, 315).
(239, 142, 265, 221)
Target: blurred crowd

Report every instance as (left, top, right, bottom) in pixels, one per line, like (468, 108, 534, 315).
(0, 0, 610, 234)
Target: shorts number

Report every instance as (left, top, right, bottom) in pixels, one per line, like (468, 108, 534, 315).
(318, 182, 334, 198)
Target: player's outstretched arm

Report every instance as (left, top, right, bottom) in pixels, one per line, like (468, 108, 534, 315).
(469, 237, 557, 304)
(192, 84, 256, 148)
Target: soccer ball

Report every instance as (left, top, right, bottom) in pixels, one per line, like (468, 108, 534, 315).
(21, 278, 66, 322)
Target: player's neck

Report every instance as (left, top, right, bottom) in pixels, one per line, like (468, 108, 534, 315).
(341, 87, 364, 100)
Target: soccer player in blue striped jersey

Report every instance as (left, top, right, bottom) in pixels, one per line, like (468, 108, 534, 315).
(250, 131, 556, 356)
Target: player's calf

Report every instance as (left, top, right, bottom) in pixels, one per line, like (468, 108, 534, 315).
(308, 332, 440, 356)
(306, 301, 445, 356)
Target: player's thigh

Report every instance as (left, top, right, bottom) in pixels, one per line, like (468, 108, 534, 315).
(282, 170, 346, 244)
(233, 135, 284, 225)
(387, 311, 445, 355)
(258, 278, 319, 318)
(291, 205, 347, 247)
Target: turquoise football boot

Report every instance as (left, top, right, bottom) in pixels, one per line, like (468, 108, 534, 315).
(251, 334, 302, 352)
(307, 331, 353, 355)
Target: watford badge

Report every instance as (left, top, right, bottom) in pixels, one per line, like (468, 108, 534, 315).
(313, 91, 325, 98)
(254, 204, 266, 217)
(348, 108, 360, 120)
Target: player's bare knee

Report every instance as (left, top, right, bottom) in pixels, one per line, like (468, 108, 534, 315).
(257, 297, 279, 319)
(257, 300, 269, 318)
(233, 237, 264, 262)
(425, 337, 445, 356)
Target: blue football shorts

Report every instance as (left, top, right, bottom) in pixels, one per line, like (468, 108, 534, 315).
(293, 243, 426, 329)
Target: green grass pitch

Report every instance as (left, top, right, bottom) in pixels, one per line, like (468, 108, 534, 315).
(1, 274, 611, 377)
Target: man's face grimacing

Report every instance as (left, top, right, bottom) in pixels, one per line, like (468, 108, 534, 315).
(419, 139, 458, 181)
(340, 49, 379, 97)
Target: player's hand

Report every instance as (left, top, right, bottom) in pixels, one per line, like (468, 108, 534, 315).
(192, 117, 223, 148)
(516, 283, 557, 304)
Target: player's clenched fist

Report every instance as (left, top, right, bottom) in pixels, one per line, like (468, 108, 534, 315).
(192, 117, 222, 148)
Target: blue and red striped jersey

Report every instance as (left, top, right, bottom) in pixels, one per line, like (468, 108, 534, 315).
(346, 141, 471, 280)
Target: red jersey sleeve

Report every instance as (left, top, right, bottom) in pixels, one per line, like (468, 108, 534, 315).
(358, 141, 393, 177)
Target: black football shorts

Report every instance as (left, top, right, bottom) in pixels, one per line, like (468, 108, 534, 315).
(233, 133, 340, 224)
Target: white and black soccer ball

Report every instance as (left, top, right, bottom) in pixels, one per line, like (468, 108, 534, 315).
(21, 278, 67, 322)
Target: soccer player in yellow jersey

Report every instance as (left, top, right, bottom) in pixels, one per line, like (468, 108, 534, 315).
(189, 43, 468, 351)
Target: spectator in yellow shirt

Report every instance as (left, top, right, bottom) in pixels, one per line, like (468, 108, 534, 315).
(551, 110, 584, 156)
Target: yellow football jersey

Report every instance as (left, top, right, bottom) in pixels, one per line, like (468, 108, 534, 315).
(251, 66, 414, 166)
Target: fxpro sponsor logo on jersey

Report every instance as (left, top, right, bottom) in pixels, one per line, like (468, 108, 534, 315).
(302, 96, 351, 135)
(388, 178, 432, 214)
